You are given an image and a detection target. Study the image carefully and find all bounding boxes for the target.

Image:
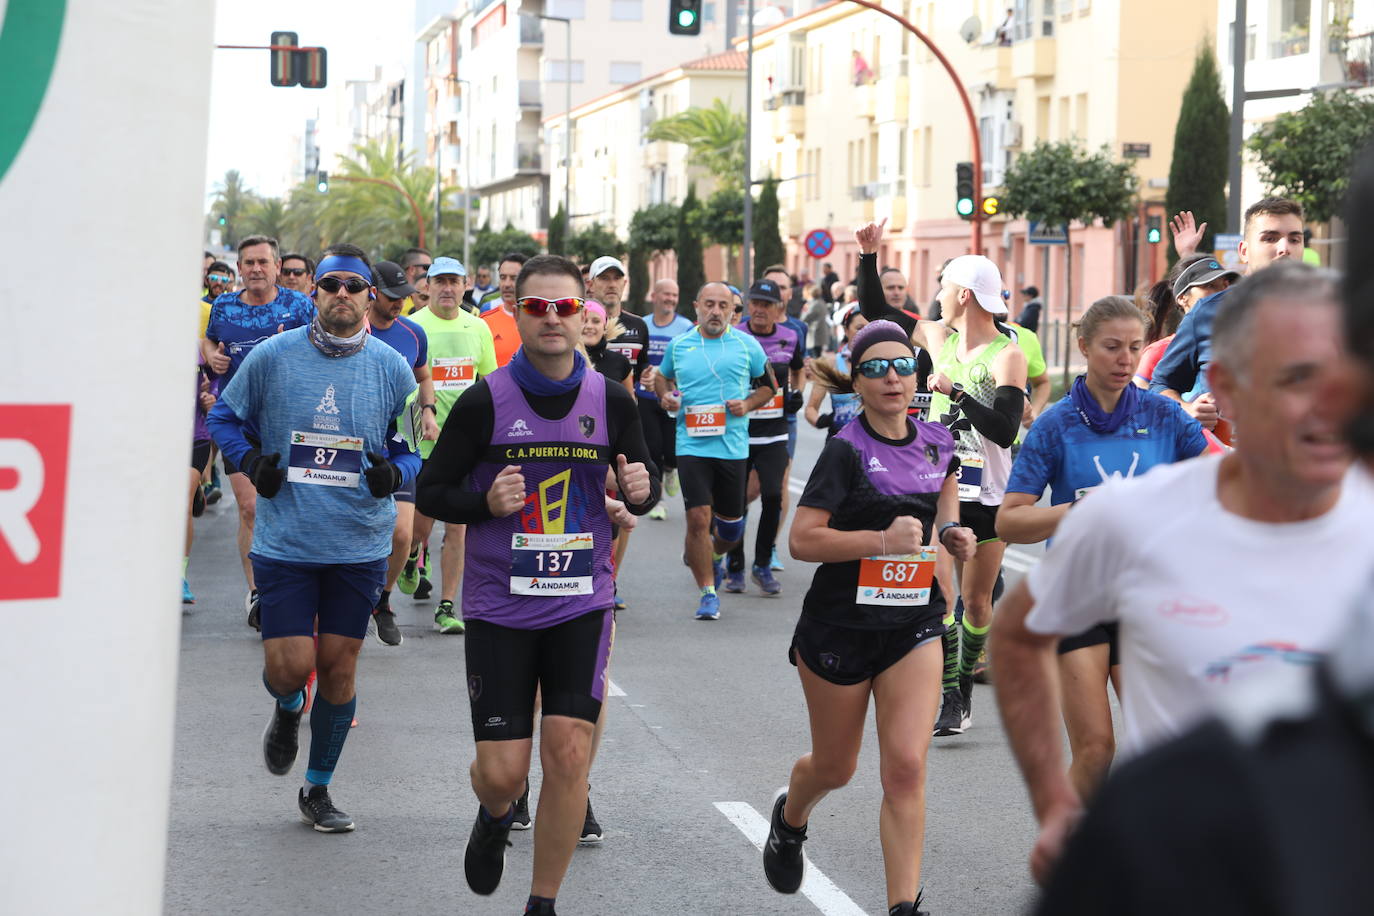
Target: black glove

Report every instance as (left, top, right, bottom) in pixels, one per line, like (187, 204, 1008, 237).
(364, 451, 402, 498)
(815, 412, 833, 429)
(243, 449, 285, 499)
(785, 390, 805, 415)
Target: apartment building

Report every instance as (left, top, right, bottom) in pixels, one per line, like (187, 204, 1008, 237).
(419, 0, 729, 240)
(748, 0, 1216, 322)
(1217, 0, 1373, 262)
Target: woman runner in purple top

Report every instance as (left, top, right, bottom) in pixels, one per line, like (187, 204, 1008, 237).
(761, 320, 977, 916)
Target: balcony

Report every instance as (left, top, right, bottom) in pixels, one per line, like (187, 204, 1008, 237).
(1012, 36, 1055, 79)
(765, 89, 805, 139)
(519, 79, 541, 109)
(979, 45, 1013, 90)
(855, 82, 876, 119)
(851, 179, 905, 202)
(1344, 31, 1374, 87)
(517, 142, 542, 171)
(1271, 27, 1310, 59)
(519, 14, 544, 46)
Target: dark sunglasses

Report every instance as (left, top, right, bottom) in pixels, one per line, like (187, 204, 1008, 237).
(518, 296, 585, 317)
(857, 356, 918, 379)
(207, 273, 232, 284)
(315, 276, 370, 294)
(280, 267, 309, 277)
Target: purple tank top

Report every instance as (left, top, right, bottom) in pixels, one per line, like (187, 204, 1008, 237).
(835, 416, 953, 497)
(463, 366, 615, 628)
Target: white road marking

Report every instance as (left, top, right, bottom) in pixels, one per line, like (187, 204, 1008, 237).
(713, 801, 869, 916)
(608, 680, 626, 697)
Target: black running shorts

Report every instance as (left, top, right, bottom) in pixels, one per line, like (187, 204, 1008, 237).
(676, 455, 748, 514)
(1057, 621, 1120, 666)
(959, 500, 1000, 544)
(464, 608, 615, 741)
(789, 614, 945, 686)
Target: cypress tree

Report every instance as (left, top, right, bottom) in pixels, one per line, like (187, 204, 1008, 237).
(752, 178, 787, 277)
(1165, 44, 1229, 261)
(676, 183, 706, 319)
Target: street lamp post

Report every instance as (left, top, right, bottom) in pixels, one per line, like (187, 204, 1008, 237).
(540, 14, 572, 236)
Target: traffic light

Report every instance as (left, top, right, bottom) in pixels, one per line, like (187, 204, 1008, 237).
(297, 46, 327, 89)
(217, 214, 227, 226)
(1146, 215, 1162, 244)
(270, 31, 298, 87)
(316, 170, 329, 193)
(669, 0, 702, 35)
(981, 196, 1000, 217)
(955, 162, 975, 219)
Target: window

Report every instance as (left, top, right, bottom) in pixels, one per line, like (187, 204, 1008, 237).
(1037, 93, 1050, 141)
(546, 59, 585, 83)
(1075, 92, 1087, 139)
(703, 1, 716, 22)
(1273, 0, 1311, 57)
(1058, 96, 1069, 140)
(545, 0, 586, 19)
(609, 61, 641, 84)
(611, 0, 642, 21)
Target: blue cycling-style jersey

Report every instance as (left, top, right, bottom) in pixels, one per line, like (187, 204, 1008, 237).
(1008, 390, 1207, 505)
(205, 286, 316, 386)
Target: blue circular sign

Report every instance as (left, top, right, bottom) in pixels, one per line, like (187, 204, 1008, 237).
(804, 229, 834, 259)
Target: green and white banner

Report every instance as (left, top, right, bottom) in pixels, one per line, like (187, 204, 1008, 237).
(0, 1, 213, 912)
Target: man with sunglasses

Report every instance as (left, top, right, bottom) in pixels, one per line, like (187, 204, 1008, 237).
(279, 253, 315, 295)
(403, 257, 498, 633)
(207, 246, 421, 834)
(416, 255, 659, 916)
(723, 279, 804, 596)
(656, 282, 777, 621)
(400, 248, 433, 315)
(203, 235, 316, 628)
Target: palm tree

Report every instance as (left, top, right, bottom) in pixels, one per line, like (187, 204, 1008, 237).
(320, 138, 437, 258)
(645, 99, 745, 192)
(208, 169, 259, 248)
(239, 197, 289, 244)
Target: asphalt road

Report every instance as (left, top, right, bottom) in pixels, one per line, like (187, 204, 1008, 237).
(167, 416, 1048, 916)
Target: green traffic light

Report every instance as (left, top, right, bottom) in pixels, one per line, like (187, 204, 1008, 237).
(677, 9, 696, 27)
(956, 198, 974, 217)
(1147, 228, 1161, 243)
(217, 216, 226, 226)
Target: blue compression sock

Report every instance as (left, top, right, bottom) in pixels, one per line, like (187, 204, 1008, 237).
(262, 669, 304, 712)
(304, 694, 356, 786)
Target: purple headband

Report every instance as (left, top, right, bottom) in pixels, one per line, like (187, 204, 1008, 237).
(849, 319, 913, 367)
(584, 300, 606, 321)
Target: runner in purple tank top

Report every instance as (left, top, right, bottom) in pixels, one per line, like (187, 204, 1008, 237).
(760, 320, 977, 916)
(416, 255, 659, 916)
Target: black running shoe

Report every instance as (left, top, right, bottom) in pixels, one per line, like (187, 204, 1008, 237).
(413, 575, 432, 601)
(191, 484, 206, 518)
(262, 701, 303, 775)
(579, 790, 603, 845)
(246, 589, 261, 631)
(372, 608, 403, 646)
(933, 687, 964, 737)
(888, 891, 929, 916)
(298, 785, 355, 832)
(959, 674, 974, 732)
(464, 807, 514, 895)
(763, 789, 807, 894)
(511, 781, 532, 831)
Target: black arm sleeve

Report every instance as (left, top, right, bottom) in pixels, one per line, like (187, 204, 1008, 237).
(857, 253, 916, 336)
(415, 381, 497, 525)
(606, 383, 662, 515)
(958, 385, 1024, 449)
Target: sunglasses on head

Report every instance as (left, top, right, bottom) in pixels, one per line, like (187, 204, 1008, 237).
(280, 267, 308, 277)
(857, 356, 918, 379)
(207, 273, 232, 284)
(518, 296, 585, 317)
(315, 276, 370, 294)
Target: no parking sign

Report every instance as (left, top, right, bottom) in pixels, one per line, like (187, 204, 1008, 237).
(804, 228, 835, 259)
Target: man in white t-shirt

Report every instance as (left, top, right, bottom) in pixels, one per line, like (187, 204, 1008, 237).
(990, 261, 1374, 885)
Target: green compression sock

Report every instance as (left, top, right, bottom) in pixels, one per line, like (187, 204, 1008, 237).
(959, 618, 990, 680)
(941, 614, 959, 691)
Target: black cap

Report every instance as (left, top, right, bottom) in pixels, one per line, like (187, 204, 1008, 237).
(747, 279, 782, 303)
(373, 260, 416, 300)
(1020, 286, 1039, 297)
(1172, 258, 1240, 301)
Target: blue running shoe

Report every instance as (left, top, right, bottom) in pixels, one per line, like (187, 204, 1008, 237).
(182, 579, 195, 604)
(696, 592, 721, 620)
(770, 547, 785, 571)
(751, 565, 782, 596)
(723, 569, 745, 593)
(713, 556, 727, 590)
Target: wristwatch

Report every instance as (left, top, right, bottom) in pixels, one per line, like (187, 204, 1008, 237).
(938, 521, 961, 543)
(421, 403, 437, 414)
(949, 383, 966, 404)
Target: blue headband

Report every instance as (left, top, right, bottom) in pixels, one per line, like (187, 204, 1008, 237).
(314, 255, 373, 285)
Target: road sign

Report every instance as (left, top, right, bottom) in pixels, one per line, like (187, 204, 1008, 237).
(1028, 221, 1068, 245)
(1122, 142, 1151, 158)
(803, 228, 835, 259)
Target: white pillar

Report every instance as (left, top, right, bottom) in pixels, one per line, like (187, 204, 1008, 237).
(0, 2, 213, 913)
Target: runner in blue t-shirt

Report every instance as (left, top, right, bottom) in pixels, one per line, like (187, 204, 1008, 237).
(636, 279, 695, 521)
(200, 236, 317, 629)
(207, 247, 419, 834)
(655, 281, 775, 621)
(998, 295, 1206, 803)
(362, 260, 438, 646)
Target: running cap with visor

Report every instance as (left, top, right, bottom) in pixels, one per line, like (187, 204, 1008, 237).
(1172, 258, 1240, 300)
(427, 256, 467, 278)
(589, 256, 626, 279)
(372, 261, 416, 299)
(941, 255, 1007, 315)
